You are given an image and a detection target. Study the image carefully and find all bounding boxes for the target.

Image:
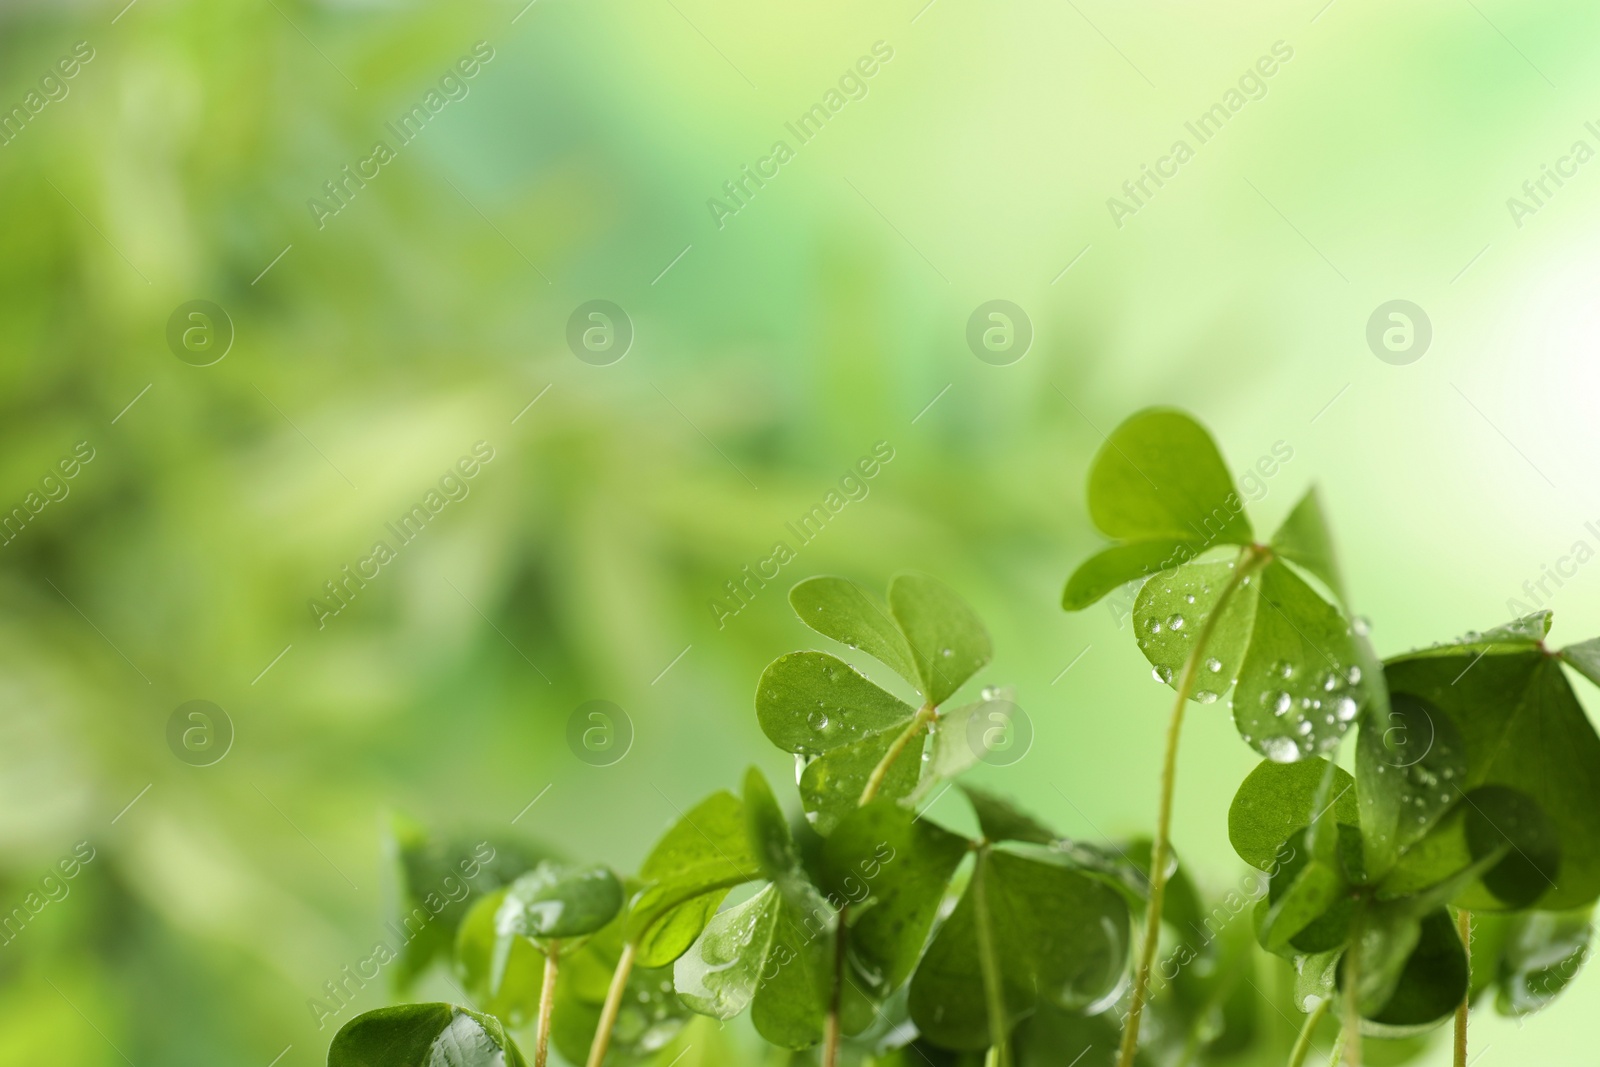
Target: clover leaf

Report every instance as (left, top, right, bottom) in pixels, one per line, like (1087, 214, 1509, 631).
(496, 863, 624, 952)
(1470, 908, 1592, 1017)
(1257, 826, 1362, 955)
(1230, 559, 1365, 763)
(818, 799, 970, 1000)
(1561, 636, 1600, 688)
(789, 576, 919, 688)
(907, 844, 1131, 1053)
(1383, 618, 1600, 909)
(328, 1003, 527, 1067)
(1102, 450, 1367, 762)
(672, 768, 838, 1050)
(760, 575, 995, 831)
(1062, 409, 1253, 611)
(1350, 908, 1469, 1035)
(904, 789, 1131, 1056)
(626, 789, 759, 968)
(1228, 758, 1359, 872)
(1268, 486, 1346, 605)
(886, 572, 994, 706)
(960, 783, 1059, 846)
(1354, 691, 1468, 879)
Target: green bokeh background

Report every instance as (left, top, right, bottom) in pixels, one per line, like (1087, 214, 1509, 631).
(3, 0, 1598, 1063)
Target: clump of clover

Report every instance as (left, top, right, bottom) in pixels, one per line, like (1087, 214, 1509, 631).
(1063, 408, 1600, 1067)
(323, 410, 1599, 1067)
(328, 575, 1156, 1067)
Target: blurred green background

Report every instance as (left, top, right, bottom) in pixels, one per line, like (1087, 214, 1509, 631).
(3, 0, 1599, 1063)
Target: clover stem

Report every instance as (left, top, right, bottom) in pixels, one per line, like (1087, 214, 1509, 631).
(535, 947, 561, 1067)
(585, 939, 637, 1067)
(1115, 546, 1269, 1067)
(1454, 909, 1471, 1067)
(822, 910, 848, 1067)
(859, 703, 937, 806)
(972, 849, 1012, 1067)
(1287, 997, 1331, 1067)
(1342, 925, 1363, 1067)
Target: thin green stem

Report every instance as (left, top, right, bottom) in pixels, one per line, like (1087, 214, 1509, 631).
(859, 704, 937, 806)
(1287, 997, 1331, 1067)
(534, 947, 561, 1067)
(1115, 546, 1270, 1067)
(584, 939, 637, 1067)
(822, 908, 847, 1067)
(972, 848, 1012, 1067)
(1454, 909, 1472, 1067)
(1342, 926, 1363, 1067)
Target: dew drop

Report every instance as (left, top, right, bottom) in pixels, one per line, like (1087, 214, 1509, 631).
(1335, 697, 1358, 722)
(940, 647, 954, 658)
(1146, 619, 1162, 635)
(1262, 737, 1299, 763)
(1153, 666, 1173, 684)
(1194, 690, 1219, 704)
(1205, 657, 1222, 673)
(1166, 614, 1186, 632)
(1346, 666, 1363, 685)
